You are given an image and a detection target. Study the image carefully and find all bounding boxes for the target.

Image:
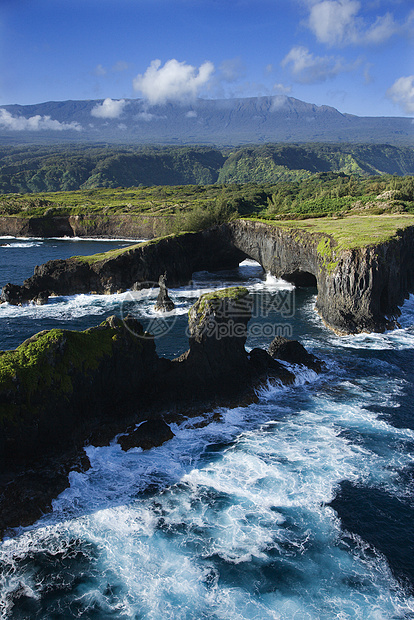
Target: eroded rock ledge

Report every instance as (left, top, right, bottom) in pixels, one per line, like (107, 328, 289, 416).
(0, 287, 318, 536)
(228, 219, 414, 334)
(2, 218, 414, 334)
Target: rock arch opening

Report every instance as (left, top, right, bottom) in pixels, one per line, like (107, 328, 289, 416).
(281, 270, 317, 288)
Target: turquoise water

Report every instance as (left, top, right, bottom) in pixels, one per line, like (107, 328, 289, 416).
(0, 239, 413, 619)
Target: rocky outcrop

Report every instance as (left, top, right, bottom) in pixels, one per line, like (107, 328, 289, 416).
(118, 419, 175, 451)
(0, 287, 302, 535)
(314, 231, 414, 333)
(0, 216, 74, 238)
(228, 219, 414, 334)
(0, 315, 160, 472)
(228, 220, 319, 287)
(154, 273, 175, 312)
(2, 217, 414, 334)
(268, 336, 323, 373)
(0, 214, 176, 239)
(1, 226, 247, 304)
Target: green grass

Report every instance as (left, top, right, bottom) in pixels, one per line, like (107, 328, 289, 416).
(1, 173, 413, 222)
(0, 320, 128, 420)
(270, 214, 414, 251)
(193, 287, 250, 323)
(199, 287, 249, 304)
(245, 214, 414, 273)
(73, 232, 188, 264)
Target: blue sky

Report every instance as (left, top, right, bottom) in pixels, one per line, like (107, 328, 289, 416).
(1, 0, 413, 117)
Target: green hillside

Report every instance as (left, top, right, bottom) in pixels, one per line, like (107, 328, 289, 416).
(0, 143, 413, 195)
(1, 171, 413, 229)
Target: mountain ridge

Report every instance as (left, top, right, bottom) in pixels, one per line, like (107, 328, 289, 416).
(0, 96, 412, 146)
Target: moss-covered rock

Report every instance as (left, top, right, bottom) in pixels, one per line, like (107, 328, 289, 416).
(0, 315, 157, 471)
(0, 288, 314, 535)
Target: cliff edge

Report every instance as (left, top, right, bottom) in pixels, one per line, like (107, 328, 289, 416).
(2, 216, 414, 334)
(0, 287, 303, 535)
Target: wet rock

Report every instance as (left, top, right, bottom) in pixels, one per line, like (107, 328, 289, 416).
(32, 290, 49, 305)
(0, 289, 318, 536)
(228, 219, 414, 334)
(0, 282, 24, 305)
(118, 419, 175, 451)
(268, 336, 323, 373)
(154, 273, 175, 312)
(0, 450, 90, 535)
(1, 226, 246, 305)
(248, 347, 295, 383)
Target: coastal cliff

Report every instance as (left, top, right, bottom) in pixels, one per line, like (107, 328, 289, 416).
(0, 213, 175, 239)
(2, 216, 414, 334)
(228, 218, 414, 334)
(1, 226, 246, 302)
(0, 288, 300, 534)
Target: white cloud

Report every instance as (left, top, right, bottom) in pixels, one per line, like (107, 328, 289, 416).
(218, 57, 245, 83)
(0, 109, 82, 131)
(112, 61, 130, 72)
(186, 110, 197, 118)
(281, 46, 355, 84)
(94, 64, 107, 76)
(136, 111, 166, 122)
(364, 12, 399, 44)
(133, 59, 214, 105)
(386, 76, 414, 115)
(273, 83, 292, 95)
(91, 98, 127, 119)
(307, 0, 405, 46)
(270, 95, 290, 112)
(308, 0, 360, 46)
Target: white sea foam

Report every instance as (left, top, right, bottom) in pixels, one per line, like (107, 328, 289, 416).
(0, 241, 43, 248)
(0, 235, 146, 243)
(0, 292, 126, 321)
(1, 253, 414, 619)
(2, 366, 414, 619)
(2, 378, 411, 620)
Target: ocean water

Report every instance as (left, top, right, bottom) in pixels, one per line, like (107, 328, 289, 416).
(0, 238, 414, 619)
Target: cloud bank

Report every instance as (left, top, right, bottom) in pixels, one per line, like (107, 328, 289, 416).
(281, 46, 355, 84)
(0, 109, 82, 131)
(386, 76, 414, 115)
(133, 59, 214, 104)
(91, 98, 127, 119)
(307, 0, 403, 47)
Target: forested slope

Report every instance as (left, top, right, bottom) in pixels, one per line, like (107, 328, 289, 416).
(0, 143, 413, 195)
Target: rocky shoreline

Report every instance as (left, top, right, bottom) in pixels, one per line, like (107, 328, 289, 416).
(0, 213, 174, 240)
(0, 287, 321, 537)
(2, 218, 414, 334)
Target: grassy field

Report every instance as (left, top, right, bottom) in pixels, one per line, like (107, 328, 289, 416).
(252, 214, 414, 251)
(0, 173, 413, 222)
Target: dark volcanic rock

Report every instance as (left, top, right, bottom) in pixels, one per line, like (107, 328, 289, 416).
(248, 347, 295, 383)
(32, 291, 49, 305)
(170, 287, 254, 401)
(228, 219, 414, 334)
(1, 283, 24, 305)
(1, 226, 246, 303)
(119, 419, 175, 451)
(268, 336, 323, 373)
(3, 219, 414, 335)
(162, 287, 295, 405)
(0, 314, 160, 472)
(0, 287, 297, 535)
(154, 273, 175, 312)
(0, 451, 90, 534)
